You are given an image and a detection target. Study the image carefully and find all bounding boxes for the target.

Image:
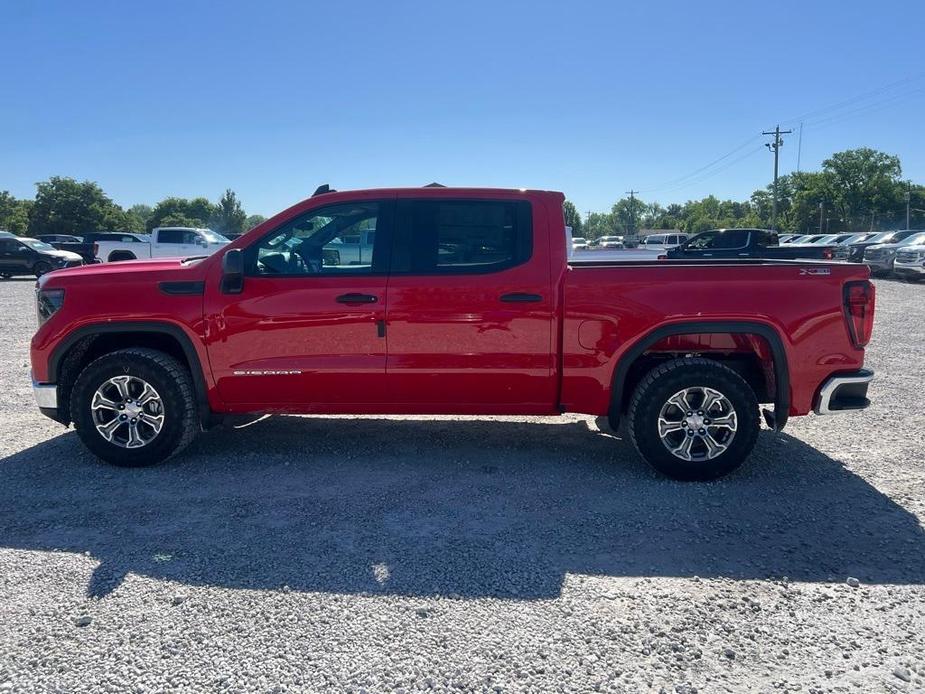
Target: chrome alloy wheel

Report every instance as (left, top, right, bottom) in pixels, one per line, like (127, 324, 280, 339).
(657, 386, 737, 462)
(90, 375, 165, 448)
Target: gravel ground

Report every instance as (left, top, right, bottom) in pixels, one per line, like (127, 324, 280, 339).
(1, 276, 923, 693)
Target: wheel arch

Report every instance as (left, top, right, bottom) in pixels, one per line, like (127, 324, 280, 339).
(49, 322, 212, 426)
(608, 320, 790, 432)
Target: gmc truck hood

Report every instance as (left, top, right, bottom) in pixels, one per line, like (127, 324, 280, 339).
(38, 258, 191, 287)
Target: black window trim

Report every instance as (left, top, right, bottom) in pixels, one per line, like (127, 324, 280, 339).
(242, 199, 393, 279)
(390, 197, 534, 277)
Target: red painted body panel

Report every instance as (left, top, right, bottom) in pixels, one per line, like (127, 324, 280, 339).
(30, 187, 872, 423)
(203, 274, 389, 407)
(560, 262, 867, 416)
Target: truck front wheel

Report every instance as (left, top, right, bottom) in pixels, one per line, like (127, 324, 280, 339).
(70, 348, 199, 467)
(626, 358, 760, 481)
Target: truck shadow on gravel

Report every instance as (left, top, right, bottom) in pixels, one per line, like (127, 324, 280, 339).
(1, 416, 923, 599)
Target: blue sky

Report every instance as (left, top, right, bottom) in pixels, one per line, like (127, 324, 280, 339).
(2, 0, 924, 217)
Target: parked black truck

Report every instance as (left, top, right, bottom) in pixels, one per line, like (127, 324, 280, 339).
(664, 228, 838, 261)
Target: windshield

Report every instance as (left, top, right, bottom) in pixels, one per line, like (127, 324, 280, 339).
(572, 237, 586, 243)
(201, 230, 230, 243)
(868, 231, 899, 244)
(900, 232, 925, 246)
(21, 238, 55, 251)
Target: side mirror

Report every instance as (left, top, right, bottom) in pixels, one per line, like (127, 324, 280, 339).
(221, 249, 244, 294)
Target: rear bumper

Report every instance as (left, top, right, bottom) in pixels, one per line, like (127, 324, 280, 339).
(814, 369, 874, 415)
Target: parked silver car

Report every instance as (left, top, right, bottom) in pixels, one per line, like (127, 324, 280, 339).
(863, 231, 925, 274)
(893, 244, 925, 282)
(598, 235, 625, 248)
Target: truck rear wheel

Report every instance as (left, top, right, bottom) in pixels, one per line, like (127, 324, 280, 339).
(108, 251, 137, 262)
(626, 358, 760, 481)
(70, 348, 199, 467)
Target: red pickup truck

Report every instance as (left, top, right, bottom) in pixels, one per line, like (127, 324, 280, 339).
(30, 186, 876, 480)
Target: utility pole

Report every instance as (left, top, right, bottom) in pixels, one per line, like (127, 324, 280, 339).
(906, 186, 912, 229)
(625, 190, 639, 245)
(818, 202, 824, 234)
(763, 125, 792, 231)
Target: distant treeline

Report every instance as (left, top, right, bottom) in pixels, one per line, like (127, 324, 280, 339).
(0, 178, 266, 238)
(563, 148, 925, 238)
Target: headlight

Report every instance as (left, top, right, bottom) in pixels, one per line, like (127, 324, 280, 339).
(36, 288, 65, 324)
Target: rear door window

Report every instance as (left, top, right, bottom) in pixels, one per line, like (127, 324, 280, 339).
(393, 199, 532, 274)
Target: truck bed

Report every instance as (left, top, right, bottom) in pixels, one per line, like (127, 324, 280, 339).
(560, 259, 869, 417)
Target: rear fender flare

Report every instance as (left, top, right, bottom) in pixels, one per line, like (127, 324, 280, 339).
(608, 320, 790, 431)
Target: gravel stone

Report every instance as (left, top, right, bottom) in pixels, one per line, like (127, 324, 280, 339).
(1, 277, 924, 692)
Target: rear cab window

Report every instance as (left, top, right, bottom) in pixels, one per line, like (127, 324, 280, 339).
(685, 230, 751, 250)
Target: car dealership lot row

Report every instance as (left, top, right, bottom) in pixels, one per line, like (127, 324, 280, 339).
(0, 277, 923, 692)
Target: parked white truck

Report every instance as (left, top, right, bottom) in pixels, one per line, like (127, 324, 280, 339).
(95, 228, 229, 262)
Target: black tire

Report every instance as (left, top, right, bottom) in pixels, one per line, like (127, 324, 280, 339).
(70, 348, 199, 467)
(625, 357, 760, 481)
(108, 251, 137, 262)
(33, 261, 52, 277)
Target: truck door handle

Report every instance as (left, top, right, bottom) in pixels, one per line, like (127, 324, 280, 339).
(500, 292, 543, 303)
(336, 293, 378, 304)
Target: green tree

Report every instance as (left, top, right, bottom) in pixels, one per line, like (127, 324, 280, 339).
(562, 200, 583, 235)
(210, 189, 247, 236)
(822, 148, 903, 231)
(147, 197, 216, 231)
(245, 214, 267, 230)
(125, 204, 153, 232)
(157, 213, 203, 228)
(27, 177, 131, 237)
(584, 211, 618, 240)
(0, 192, 31, 235)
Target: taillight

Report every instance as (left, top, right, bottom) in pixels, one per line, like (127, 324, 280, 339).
(92, 242, 99, 257)
(822, 247, 833, 259)
(843, 280, 875, 348)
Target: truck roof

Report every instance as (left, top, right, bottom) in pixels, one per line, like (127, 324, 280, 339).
(310, 185, 564, 200)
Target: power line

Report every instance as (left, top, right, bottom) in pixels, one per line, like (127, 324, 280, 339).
(780, 73, 925, 126)
(638, 135, 763, 193)
(801, 87, 925, 130)
(650, 145, 767, 196)
(628, 73, 925, 204)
